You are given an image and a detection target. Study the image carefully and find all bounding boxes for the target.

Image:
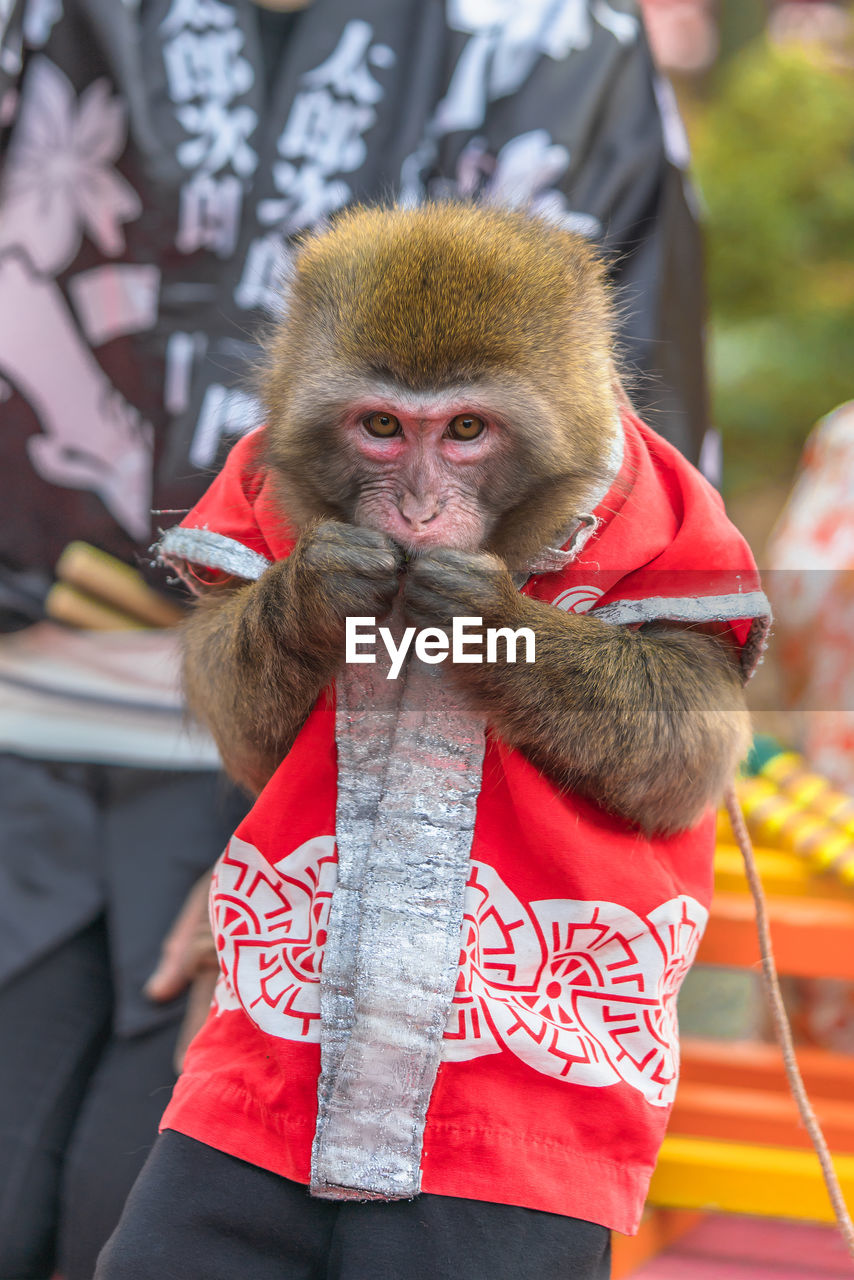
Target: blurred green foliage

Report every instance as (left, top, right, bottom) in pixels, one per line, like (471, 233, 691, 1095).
(690, 37, 854, 493)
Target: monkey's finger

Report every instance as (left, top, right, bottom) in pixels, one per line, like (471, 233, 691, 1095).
(407, 563, 506, 601)
(296, 518, 348, 548)
(403, 591, 459, 624)
(410, 547, 503, 576)
(335, 582, 402, 619)
(314, 562, 400, 606)
(406, 563, 498, 603)
(403, 581, 467, 622)
(342, 524, 400, 554)
(302, 543, 399, 580)
(309, 521, 397, 556)
(326, 579, 402, 616)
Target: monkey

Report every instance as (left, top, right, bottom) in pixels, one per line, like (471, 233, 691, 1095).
(179, 202, 752, 834)
(147, 202, 770, 1254)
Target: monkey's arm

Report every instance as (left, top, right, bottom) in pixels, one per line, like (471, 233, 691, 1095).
(182, 568, 330, 795)
(405, 550, 750, 836)
(181, 522, 400, 795)
(475, 609, 749, 837)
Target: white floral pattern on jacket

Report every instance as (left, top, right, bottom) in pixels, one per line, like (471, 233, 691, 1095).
(211, 834, 707, 1107)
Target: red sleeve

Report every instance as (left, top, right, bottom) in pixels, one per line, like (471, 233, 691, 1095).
(158, 429, 297, 589)
(526, 412, 771, 678)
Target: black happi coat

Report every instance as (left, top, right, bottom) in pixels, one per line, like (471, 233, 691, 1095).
(0, 0, 706, 608)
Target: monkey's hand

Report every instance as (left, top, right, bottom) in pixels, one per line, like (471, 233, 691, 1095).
(407, 552, 749, 836)
(182, 522, 400, 795)
(289, 520, 401, 650)
(403, 547, 520, 629)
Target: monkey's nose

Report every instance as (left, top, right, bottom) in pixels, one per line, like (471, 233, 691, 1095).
(399, 494, 441, 528)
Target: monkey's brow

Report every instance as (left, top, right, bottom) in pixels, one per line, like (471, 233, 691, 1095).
(363, 364, 473, 394)
(366, 363, 397, 382)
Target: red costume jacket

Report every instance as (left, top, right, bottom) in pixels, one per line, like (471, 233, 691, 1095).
(158, 409, 769, 1234)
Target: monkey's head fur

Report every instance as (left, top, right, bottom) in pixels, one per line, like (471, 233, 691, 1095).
(262, 203, 619, 566)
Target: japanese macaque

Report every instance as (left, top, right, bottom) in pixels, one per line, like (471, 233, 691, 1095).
(182, 204, 750, 833)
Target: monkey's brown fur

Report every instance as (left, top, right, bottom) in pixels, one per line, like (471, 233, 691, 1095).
(182, 204, 750, 832)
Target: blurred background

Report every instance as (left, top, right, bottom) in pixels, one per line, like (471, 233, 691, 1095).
(2, 4, 852, 1274)
(642, 0, 853, 533)
(641, 0, 854, 1055)
(642, 0, 854, 763)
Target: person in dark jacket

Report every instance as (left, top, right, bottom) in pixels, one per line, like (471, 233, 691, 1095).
(0, 2, 708, 1275)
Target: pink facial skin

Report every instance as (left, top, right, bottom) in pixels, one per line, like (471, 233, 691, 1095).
(343, 396, 503, 552)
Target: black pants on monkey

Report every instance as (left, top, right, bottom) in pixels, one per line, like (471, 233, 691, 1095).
(96, 1131, 612, 1280)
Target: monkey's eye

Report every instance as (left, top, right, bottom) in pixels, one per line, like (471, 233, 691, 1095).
(364, 412, 401, 437)
(447, 414, 485, 441)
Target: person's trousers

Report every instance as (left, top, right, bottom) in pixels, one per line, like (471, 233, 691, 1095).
(0, 919, 179, 1280)
(0, 756, 247, 1279)
(97, 1130, 612, 1279)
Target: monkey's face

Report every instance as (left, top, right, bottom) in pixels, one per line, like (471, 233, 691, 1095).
(338, 390, 511, 552)
(263, 204, 619, 563)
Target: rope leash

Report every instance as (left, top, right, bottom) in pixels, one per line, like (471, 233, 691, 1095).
(724, 782, 854, 1264)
